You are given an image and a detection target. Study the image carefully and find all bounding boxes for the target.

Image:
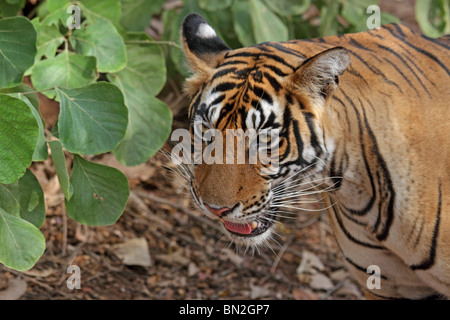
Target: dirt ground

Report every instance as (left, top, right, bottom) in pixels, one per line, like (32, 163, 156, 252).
(0, 0, 419, 300)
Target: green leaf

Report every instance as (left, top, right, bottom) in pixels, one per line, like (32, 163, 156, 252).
(47, 0, 68, 12)
(107, 33, 171, 165)
(119, 0, 165, 31)
(319, 0, 339, 36)
(42, 0, 71, 26)
(198, 0, 233, 11)
(71, 19, 127, 73)
(341, 0, 365, 26)
(0, 207, 45, 271)
(31, 18, 65, 61)
(49, 140, 73, 200)
(0, 0, 25, 17)
(78, 0, 122, 25)
(0, 17, 37, 88)
(15, 170, 45, 228)
(416, 0, 450, 37)
(30, 50, 97, 99)
(262, 0, 311, 17)
(0, 94, 39, 184)
(0, 83, 47, 161)
(0, 83, 39, 111)
(66, 155, 129, 226)
(0, 169, 45, 228)
(112, 33, 165, 96)
(113, 94, 172, 166)
(0, 179, 20, 218)
(380, 12, 401, 26)
(249, 0, 288, 43)
(232, 0, 257, 46)
(162, 0, 199, 76)
(55, 82, 128, 155)
(1, 87, 48, 162)
(340, 0, 384, 31)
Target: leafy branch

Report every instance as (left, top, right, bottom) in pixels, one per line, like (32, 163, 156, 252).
(0, 0, 172, 271)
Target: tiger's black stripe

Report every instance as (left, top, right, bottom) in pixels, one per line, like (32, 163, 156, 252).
(346, 48, 402, 92)
(291, 119, 307, 166)
(384, 24, 450, 76)
(263, 42, 306, 59)
(421, 34, 450, 51)
(376, 44, 431, 97)
(225, 51, 297, 71)
(340, 92, 377, 218)
(303, 112, 322, 158)
(360, 106, 396, 241)
(344, 255, 388, 280)
(410, 183, 442, 271)
(332, 204, 385, 249)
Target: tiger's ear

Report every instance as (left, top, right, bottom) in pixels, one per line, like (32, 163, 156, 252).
(292, 47, 350, 103)
(181, 13, 230, 74)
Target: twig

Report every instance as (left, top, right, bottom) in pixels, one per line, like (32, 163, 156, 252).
(61, 203, 68, 256)
(125, 40, 182, 49)
(6, 269, 54, 292)
(57, 242, 85, 286)
(129, 190, 225, 248)
(270, 233, 295, 274)
(321, 279, 347, 300)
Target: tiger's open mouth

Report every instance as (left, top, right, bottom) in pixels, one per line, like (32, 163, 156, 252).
(221, 215, 275, 238)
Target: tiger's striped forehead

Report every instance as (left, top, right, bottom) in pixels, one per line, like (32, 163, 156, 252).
(188, 43, 306, 131)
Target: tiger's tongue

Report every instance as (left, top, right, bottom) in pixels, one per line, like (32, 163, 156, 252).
(223, 221, 252, 235)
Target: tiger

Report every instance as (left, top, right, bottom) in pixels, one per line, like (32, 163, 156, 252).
(177, 13, 450, 299)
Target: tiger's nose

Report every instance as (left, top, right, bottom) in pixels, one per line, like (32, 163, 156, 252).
(204, 204, 231, 217)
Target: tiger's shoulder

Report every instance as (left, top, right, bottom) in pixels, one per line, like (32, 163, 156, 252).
(285, 23, 449, 58)
(277, 24, 449, 105)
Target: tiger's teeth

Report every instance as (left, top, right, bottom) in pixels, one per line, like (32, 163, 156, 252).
(251, 221, 258, 230)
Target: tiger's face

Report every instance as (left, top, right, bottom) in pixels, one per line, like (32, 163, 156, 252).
(180, 13, 350, 246)
(186, 56, 285, 245)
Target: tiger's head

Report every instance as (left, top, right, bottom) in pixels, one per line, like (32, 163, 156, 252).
(178, 13, 350, 246)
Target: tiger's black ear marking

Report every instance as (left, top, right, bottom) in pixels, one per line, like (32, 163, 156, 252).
(181, 13, 230, 71)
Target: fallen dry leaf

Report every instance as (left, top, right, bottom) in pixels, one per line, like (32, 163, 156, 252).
(111, 238, 152, 267)
(0, 278, 27, 300)
(292, 288, 318, 300)
(220, 248, 244, 267)
(335, 280, 363, 298)
(250, 283, 271, 299)
(296, 250, 325, 275)
(96, 154, 156, 188)
(309, 273, 334, 291)
(157, 250, 190, 266)
(23, 268, 55, 278)
(188, 262, 199, 277)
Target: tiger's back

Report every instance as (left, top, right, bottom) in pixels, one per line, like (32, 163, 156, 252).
(294, 24, 450, 299)
(180, 13, 450, 299)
